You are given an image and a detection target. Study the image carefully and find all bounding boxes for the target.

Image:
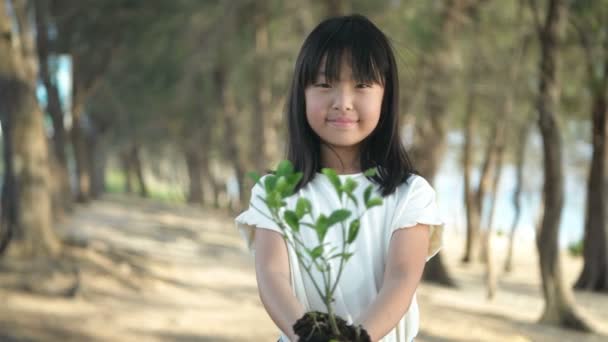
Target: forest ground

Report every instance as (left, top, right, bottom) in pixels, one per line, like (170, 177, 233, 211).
(0, 194, 607, 341)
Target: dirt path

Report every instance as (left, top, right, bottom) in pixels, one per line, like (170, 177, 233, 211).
(0, 194, 607, 341)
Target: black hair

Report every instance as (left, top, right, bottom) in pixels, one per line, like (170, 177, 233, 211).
(284, 14, 417, 197)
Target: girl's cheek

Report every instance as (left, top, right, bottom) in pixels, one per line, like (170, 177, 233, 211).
(306, 96, 328, 117)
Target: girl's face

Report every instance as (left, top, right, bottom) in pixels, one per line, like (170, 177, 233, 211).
(305, 60, 384, 150)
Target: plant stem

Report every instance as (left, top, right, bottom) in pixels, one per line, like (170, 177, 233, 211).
(325, 264, 341, 336)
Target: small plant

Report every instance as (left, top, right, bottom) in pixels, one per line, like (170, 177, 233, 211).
(247, 160, 382, 342)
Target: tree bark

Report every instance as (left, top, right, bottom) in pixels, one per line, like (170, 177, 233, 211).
(484, 117, 505, 300)
(214, 64, 248, 211)
(572, 15, 608, 292)
(477, 121, 500, 264)
(462, 6, 482, 264)
(504, 124, 529, 273)
(0, 0, 61, 257)
(185, 145, 204, 204)
(88, 125, 107, 198)
(131, 143, 148, 198)
(71, 75, 91, 203)
(120, 150, 133, 194)
(0, 95, 17, 256)
(575, 85, 608, 291)
(413, 0, 480, 287)
(34, 0, 72, 215)
(531, 0, 591, 330)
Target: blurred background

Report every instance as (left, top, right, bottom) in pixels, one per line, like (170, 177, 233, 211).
(1, 0, 607, 341)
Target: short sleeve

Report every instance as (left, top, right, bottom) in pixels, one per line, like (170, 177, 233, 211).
(390, 176, 445, 261)
(234, 175, 284, 254)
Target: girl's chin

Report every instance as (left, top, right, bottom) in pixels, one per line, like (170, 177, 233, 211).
(320, 139, 362, 149)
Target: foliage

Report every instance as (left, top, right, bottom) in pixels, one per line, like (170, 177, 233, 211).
(247, 160, 381, 337)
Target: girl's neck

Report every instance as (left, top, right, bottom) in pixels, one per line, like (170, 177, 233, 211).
(319, 143, 361, 174)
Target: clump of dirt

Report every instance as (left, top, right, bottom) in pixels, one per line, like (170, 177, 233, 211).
(293, 311, 371, 342)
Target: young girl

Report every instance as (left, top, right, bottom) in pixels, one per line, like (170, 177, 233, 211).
(236, 14, 444, 342)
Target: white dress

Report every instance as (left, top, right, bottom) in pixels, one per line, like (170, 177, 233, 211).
(235, 172, 444, 342)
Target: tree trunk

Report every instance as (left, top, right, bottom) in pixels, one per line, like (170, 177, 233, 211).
(34, 0, 72, 215)
(0, 99, 17, 256)
(211, 178, 222, 209)
(505, 124, 529, 273)
(131, 143, 148, 198)
(120, 150, 133, 194)
(532, 0, 591, 330)
(71, 108, 90, 202)
(0, 1, 60, 257)
(485, 118, 505, 300)
(573, 18, 608, 292)
(185, 145, 204, 204)
(214, 64, 248, 211)
(414, 0, 479, 287)
(88, 126, 107, 198)
(574, 72, 608, 292)
(462, 7, 481, 264)
(70, 56, 93, 203)
(477, 121, 501, 264)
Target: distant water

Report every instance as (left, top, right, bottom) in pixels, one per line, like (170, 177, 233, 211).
(434, 128, 591, 248)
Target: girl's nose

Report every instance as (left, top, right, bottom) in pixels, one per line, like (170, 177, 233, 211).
(332, 88, 353, 111)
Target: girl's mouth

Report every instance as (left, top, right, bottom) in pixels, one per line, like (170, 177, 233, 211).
(327, 119, 358, 128)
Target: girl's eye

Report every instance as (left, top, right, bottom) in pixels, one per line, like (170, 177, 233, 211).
(356, 83, 372, 88)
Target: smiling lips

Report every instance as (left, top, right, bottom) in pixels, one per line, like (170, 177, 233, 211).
(327, 118, 358, 128)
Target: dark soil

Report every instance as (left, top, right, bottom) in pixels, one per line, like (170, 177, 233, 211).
(293, 311, 371, 342)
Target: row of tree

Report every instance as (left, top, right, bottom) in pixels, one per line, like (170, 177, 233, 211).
(0, 0, 605, 332)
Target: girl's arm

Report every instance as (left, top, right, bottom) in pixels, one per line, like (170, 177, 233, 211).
(355, 224, 430, 342)
(254, 228, 306, 342)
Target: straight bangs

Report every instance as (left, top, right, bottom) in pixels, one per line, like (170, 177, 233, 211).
(298, 17, 389, 88)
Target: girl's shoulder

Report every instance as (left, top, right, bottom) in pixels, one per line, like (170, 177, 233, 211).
(393, 174, 435, 201)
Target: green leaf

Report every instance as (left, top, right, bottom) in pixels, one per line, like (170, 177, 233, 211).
(275, 177, 288, 195)
(315, 214, 330, 242)
(247, 171, 261, 185)
(343, 252, 354, 261)
(264, 175, 277, 193)
(347, 219, 360, 244)
(365, 197, 383, 209)
(276, 160, 294, 177)
(363, 185, 373, 204)
(364, 167, 377, 177)
(310, 245, 324, 259)
(321, 168, 342, 195)
(341, 178, 358, 194)
(327, 252, 354, 261)
(267, 191, 282, 208)
(328, 209, 351, 226)
(295, 197, 311, 219)
(346, 192, 359, 208)
(301, 222, 316, 229)
(284, 172, 303, 195)
(283, 210, 299, 232)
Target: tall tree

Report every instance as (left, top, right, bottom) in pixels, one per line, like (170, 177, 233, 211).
(0, 0, 60, 257)
(34, 0, 73, 216)
(571, 1, 608, 292)
(412, 0, 488, 287)
(528, 0, 591, 330)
